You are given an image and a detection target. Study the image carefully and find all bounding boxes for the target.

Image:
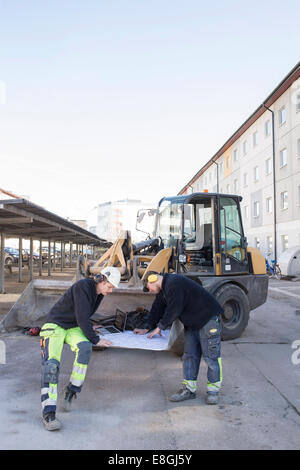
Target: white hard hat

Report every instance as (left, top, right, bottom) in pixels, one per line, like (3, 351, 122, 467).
(100, 267, 120, 288)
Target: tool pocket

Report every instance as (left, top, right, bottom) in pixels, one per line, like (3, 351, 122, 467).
(201, 317, 221, 359)
(207, 336, 220, 359)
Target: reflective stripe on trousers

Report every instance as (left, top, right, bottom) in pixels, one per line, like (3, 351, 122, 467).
(70, 362, 88, 388)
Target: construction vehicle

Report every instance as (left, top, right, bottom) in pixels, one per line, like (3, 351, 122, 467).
(1, 192, 268, 348)
(82, 192, 268, 341)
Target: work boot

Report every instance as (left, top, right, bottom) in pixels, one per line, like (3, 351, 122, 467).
(63, 384, 77, 412)
(206, 391, 219, 405)
(169, 386, 196, 402)
(42, 412, 61, 431)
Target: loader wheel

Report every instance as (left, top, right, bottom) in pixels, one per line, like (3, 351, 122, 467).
(215, 284, 250, 341)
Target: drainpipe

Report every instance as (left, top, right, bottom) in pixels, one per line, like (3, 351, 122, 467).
(263, 104, 277, 263)
(212, 160, 219, 193)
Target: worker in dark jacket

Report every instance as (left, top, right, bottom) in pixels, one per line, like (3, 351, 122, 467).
(134, 271, 224, 404)
(40, 267, 120, 431)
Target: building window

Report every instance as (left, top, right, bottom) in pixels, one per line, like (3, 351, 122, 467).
(265, 120, 271, 137)
(254, 166, 259, 182)
(280, 191, 288, 210)
(296, 93, 300, 112)
(267, 236, 273, 253)
(253, 201, 260, 218)
(266, 197, 272, 213)
(279, 106, 286, 125)
(297, 138, 300, 158)
(298, 186, 300, 205)
(234, 179, 238, 193)
(243, 140, 248, 156)
(243, 173, 248, 187)
(281, 235, 288, 252)
(226, 156, 230, 169)
(244, 205, 249, 219)
(226, 184, 231, 193)
(219, 162, 224, 177)
(280, 148, 287, 167)
(233, 149, 238, 162)
(254, 237, 260, 249)
(265, 158, 272, 175)
(253, 131, 258, 146)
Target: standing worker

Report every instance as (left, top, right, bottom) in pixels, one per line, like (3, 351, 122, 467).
(40, 267, 120, 431)
(134, 271, 224, 404)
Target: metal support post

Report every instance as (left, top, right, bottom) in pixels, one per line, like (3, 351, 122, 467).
(48, 240, 51, 277)
(29, 237, 34, 281)
(70, 242, 73, 268)
(53, 241, 56, 271)
(39, 239, 43, 276)
(18, 237, 23, 283)
(0, 233, 5, 294)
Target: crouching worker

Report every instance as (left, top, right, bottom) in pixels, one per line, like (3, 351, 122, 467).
(134, 271, 224, 405)
(40, 267, 120, 431)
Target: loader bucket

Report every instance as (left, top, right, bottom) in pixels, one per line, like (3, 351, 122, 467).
(0, 279, 72, 332)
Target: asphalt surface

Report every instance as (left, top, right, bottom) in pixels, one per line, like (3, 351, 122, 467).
(0, 278, 299, 450)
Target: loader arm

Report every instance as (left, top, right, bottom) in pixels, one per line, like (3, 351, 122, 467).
(89, 230, 133, 277)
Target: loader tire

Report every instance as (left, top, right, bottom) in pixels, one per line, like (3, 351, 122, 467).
(215, 284, 250, 341)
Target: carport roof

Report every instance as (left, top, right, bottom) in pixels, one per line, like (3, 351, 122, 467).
(0, 198, 106, 245)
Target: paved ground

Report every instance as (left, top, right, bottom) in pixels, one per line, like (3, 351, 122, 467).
(0, 277, 299, 450)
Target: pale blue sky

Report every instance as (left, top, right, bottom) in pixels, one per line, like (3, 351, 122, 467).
(0, 0, 299, 225)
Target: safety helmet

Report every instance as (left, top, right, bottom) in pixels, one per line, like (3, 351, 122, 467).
(100, 267, 121, 288)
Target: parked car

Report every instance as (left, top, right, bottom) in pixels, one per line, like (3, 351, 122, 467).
(22, 248, 39, 263)
(5, 247, 19, 265)
(4, 251, 14, 267)
(37, 247, 61, 264)
(4, 247, 40, 266)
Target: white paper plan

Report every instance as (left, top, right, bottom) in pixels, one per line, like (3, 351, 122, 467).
(100, 329, 171, 351)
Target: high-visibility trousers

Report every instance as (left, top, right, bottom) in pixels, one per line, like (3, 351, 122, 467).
(40, 323, 93, 415)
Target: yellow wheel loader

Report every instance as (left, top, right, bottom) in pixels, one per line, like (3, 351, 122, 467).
(1, 192, 268, 347)
(84, 192, 268, 341)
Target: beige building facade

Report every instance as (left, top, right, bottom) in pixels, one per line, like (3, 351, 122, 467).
(96, 198, 156, 243)
(179, 62, 300, 261)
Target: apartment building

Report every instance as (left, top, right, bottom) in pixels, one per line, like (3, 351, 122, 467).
(179, 62, 300, 260)
(96, 198, 156, 243)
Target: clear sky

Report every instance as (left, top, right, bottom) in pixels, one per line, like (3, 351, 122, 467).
(0, 0, 299, 227)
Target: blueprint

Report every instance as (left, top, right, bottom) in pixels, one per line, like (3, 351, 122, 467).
(99, 329, 171, 351)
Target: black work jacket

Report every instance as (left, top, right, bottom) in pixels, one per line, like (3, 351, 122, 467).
(144, 273, 224, 331)
(46, 278, 102, 344)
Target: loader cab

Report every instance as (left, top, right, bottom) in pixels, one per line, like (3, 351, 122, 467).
(156, 193, 249, 276)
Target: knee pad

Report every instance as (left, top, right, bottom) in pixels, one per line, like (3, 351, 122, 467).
(77, 341, 92, 365)
(43, 359, 60, 384)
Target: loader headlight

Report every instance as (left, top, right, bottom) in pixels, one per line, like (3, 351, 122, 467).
(179, 254, 187, 263)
